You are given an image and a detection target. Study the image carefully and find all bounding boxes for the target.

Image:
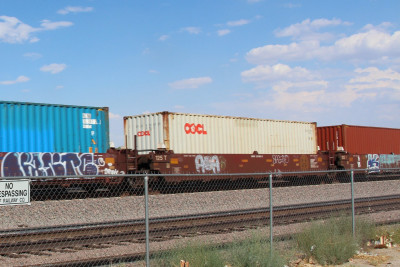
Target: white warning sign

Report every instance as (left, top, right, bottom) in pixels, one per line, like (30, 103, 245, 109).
(0, 180, 30, 206)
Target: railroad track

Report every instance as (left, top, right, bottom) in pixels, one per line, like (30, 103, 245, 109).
(1, 194, 400, 266)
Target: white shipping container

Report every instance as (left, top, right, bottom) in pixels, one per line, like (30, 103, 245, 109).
(124, 112, 317, 154)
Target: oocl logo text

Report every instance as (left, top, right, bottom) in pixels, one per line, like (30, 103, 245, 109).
(137, 131, 150, 137)
(184, 123, 207, 135)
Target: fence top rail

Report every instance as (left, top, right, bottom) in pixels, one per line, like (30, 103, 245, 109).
(1, 168, 399, 180)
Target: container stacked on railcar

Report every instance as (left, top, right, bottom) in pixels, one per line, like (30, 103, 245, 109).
(0, 101, 126, 187)
(124, 112, 326, 182)
(317, 125, 400, 171)
(0, 101, 110, 153)
(1, 100, 399, 190)
(124, 111, 318, 154)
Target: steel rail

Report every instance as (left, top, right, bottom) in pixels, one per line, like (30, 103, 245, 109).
(1, 194, 399, 256)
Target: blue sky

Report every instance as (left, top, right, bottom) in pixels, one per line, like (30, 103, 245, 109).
(1, 0, 400, 147)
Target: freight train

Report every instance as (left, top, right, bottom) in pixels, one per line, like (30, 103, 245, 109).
(0, 102, 399, 191)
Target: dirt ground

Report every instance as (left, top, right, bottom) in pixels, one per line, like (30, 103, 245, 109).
(293, 246, 400, 267)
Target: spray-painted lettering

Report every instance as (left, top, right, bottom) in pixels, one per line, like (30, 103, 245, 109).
(272, 155, 289, 165)
(195, 155, 220, 173)
(367, 154, 380, 173)
(1, 152, 123, 177)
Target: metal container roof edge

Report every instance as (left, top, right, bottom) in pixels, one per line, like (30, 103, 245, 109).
(0, 100, 108, 111)
(318, 124, 400, 130)
(124, 111, 317, 125)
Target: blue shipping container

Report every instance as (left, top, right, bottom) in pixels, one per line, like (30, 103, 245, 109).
(0, 101, 110, 153)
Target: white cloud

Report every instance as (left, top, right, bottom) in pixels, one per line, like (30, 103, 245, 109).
(23, 52, 42, 60)
(0, 16, 37, 43)
(241, 63, 315, 83)
(283, 3, 301, 8)
(57, 6, 94, 15)
(109, 112, 122, 119)
(347, 67, 400, 92)
(227, 19, 250, 27)
(40, 20, 73, 30)
(0, 16, 73, 44)
(218, 29, 231, 36)
(181, 27, 201, 34)
(246, 27, 400, 64)
(275, 18, 350, 42)
(40, 63, 67, 74)
(0, 76, 30, 85)
(169, 77, 212, 90)
(159, 35, 169, 41)
(239, 65, 400, 115)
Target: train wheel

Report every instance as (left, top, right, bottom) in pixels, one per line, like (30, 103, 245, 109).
(125, 176, 144, 194)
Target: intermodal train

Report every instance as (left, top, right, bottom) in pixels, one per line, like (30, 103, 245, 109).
(0, 101, 399, 190)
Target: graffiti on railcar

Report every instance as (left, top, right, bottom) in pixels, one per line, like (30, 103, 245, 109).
(0, 152, 123, 177)
(367, 154, 380, 172)
(379, 154, 400, 168)
(310, 155, 319, 169)
(272, 155, 289, 165)
(195, 155, 221, 173)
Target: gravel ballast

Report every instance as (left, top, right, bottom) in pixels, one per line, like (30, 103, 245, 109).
(0, 179, 399, 266)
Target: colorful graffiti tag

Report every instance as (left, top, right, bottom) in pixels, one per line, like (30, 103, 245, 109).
(367, 154, 380, 172)
(0, 152, 122, 177)
(195, 155, 221, 173)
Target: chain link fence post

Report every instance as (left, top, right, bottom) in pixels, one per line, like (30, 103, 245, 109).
(269, 172, 273, 258)
(144, 175, 150, 267)
(350, 170, 355, 238)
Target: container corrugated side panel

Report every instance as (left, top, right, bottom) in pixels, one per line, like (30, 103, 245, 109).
(317, 126, 341, 151)
(344, 125, 400, 154)
(124, 113, 166, 153)
(0, 101, 109, 153)
(126, 112, 317, 154)
(317, 125, 400, 154)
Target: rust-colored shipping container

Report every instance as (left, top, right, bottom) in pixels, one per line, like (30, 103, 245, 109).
(317, 125, 400, 154)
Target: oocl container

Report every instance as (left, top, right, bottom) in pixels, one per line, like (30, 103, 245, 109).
(317, 125, 400, 154)
(124, 112, 317, 154)
(0, 101, 110, 153)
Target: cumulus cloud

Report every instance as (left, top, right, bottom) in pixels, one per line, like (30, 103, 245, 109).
(159, 35, 169, 41)
(181, 27, 201, 34)
(40, 63, 67, 74)
(284, 3, 301, 8)
(275, 18, 351, 41)
(227, 19, 250, 27)
(241, 63, 315, 83)
(57, 6, 94, 15)
(109, 112, 122, 119)
(246, 28, 400, 64)
(169, 77, 212, 90)
(0, 16, 73, 43)
(240, 65, 400, 114)
(347, 67, 400, 92)
(0, 76, 30, 85)
(0, 16, 37, 43)
(23, 52, 42, 60)
(218, 29, 231, 36)
(40, 20, 73, 30)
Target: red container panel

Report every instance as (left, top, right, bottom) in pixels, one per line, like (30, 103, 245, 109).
(317, 125, 400, 154)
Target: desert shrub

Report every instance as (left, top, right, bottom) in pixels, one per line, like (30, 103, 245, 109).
(295, 217, 360, 265)
(228, 236, 286, 267)
(153, 242, 225, 267)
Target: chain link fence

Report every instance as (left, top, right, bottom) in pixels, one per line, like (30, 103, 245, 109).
(0, 168, 399, 266)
